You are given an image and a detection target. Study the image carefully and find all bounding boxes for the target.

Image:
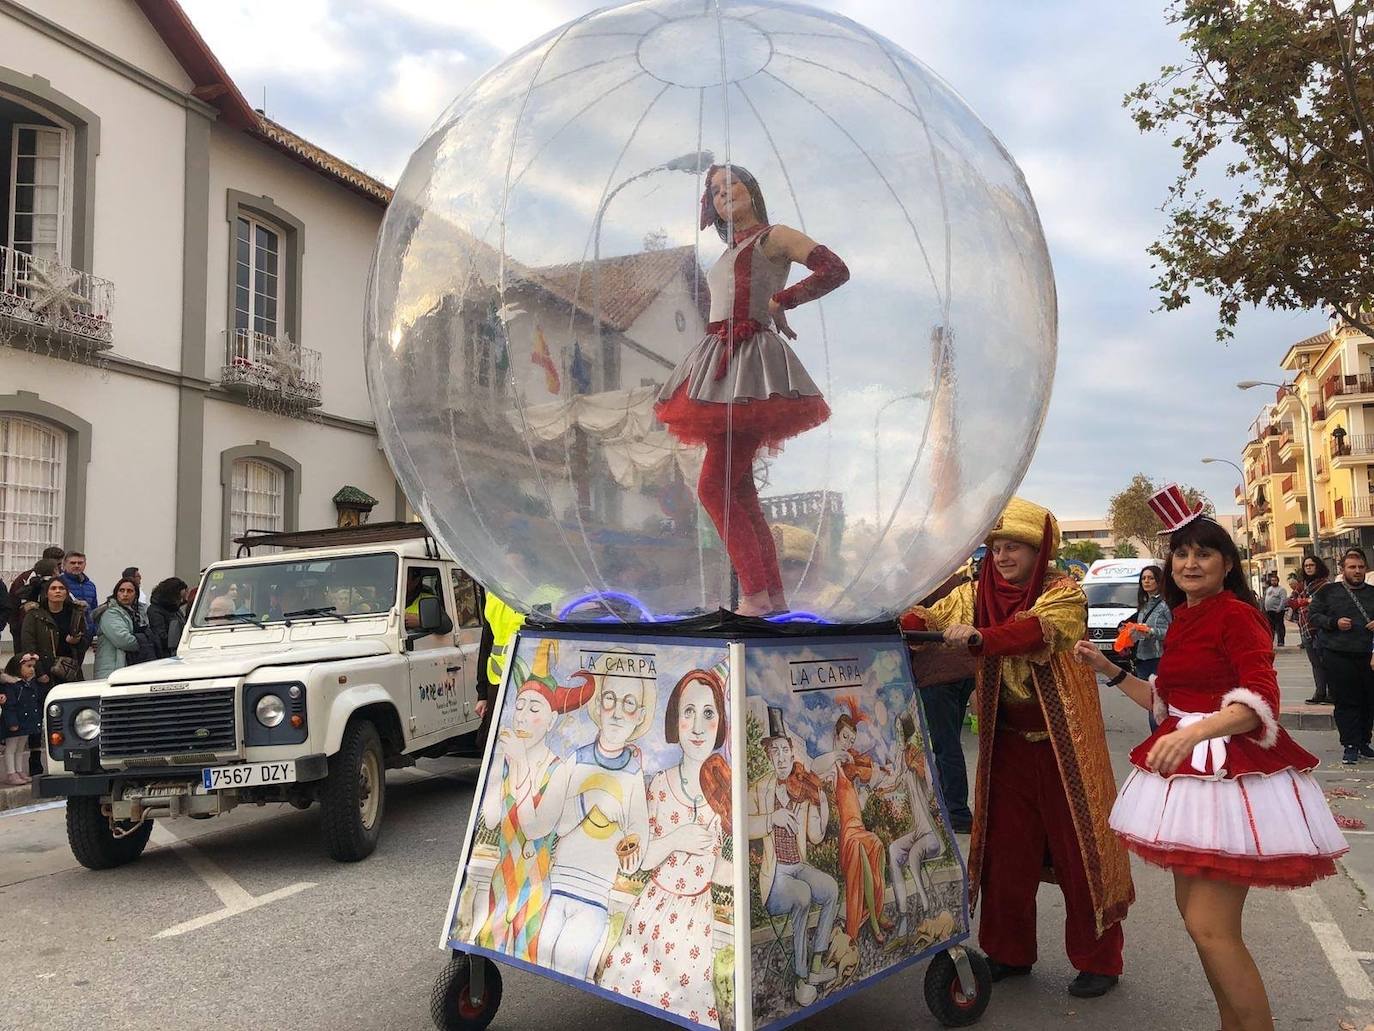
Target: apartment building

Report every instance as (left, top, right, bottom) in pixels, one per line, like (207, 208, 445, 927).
(1238, 313, 1374, 578)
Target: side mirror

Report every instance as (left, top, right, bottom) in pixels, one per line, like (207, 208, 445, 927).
(416, 595, 453, 636)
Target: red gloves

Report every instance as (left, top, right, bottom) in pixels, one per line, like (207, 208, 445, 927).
(771, 245, 849, 310)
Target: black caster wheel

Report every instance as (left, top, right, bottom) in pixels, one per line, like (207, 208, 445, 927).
(431, 952, 504, 1031)
(923, 947, 992, 1026)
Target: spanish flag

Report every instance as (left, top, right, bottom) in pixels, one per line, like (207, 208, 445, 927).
(531, 325, 560, 394)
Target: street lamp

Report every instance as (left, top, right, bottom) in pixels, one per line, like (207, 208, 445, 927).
(873, 390, 932, 523)
(591, 150, 714, 390)
(1237, 380, 1320, 551)
(1202, 456, 1258, 590)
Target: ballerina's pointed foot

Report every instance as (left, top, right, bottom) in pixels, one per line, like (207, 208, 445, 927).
(737, 591, 773, 617)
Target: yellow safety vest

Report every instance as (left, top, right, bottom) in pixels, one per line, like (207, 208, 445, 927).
(485, 593, 525, 686)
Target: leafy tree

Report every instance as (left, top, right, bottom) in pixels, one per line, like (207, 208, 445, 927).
(1113, 540, 1141, 559)
(1128, 1, 1374, 340)
(1109, 473, 1214, 556)
(1060, 540, 1106, 564)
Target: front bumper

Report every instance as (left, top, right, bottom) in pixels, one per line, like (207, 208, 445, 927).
(32, 753, 330, 800)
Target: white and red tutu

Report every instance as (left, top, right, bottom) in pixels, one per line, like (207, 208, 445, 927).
(1108, 591, 1348, 889)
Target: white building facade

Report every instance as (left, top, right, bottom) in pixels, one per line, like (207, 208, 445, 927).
(0, 0, 403, 592)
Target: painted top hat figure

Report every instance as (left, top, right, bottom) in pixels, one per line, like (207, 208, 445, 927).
(655, 164, 849, 617)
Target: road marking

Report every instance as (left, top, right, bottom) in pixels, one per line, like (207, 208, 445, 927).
(1291, 888, 1374, 1000)
(150, 823, 315, 939)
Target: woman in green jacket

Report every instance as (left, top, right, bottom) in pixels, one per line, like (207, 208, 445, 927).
(94, 578, 143, 679)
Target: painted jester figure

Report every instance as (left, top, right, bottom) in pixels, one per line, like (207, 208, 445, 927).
(902, 497, 1134, 999)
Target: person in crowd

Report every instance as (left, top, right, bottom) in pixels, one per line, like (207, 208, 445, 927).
(1261, 572, 1288, 647)
(1130, 564, 1172, 732)
(404, 568, 438, 630)
(8, 552, 62, 640)
(1307, 549, 1374, 764)
(146, 577, 189, 659)
(0, 653, 43, 786)
(20, 577, 89, 684)
(908, 570, 976, 834)
(901, 497, 1132, 999)
(94, 577, 145, 679)
(121, 566, 150, 617)
(59, 551, 98, 613)
(1075, 484, 1346, 1031)
(1289, 554, 1332, 705)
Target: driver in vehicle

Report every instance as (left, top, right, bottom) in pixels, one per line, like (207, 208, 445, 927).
(405, 568, 441, 630)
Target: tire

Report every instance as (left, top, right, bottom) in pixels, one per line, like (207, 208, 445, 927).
(66, 796, 153, 870)
(320, 719, 386, 862)
(430, 954, 503, 1031)
(924, 948, 992, 1027)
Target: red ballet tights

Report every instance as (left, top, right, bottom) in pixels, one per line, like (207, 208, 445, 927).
(698, 433, 782, 598)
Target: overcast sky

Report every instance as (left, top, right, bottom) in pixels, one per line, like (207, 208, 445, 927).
(181, 0, 1315, 519)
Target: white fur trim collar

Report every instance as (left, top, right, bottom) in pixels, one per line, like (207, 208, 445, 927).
(1149, 675, 1168, 725)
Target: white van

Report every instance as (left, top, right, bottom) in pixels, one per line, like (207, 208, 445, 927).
(1082, 558, 1155, 655)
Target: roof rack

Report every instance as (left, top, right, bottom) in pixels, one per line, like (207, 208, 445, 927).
(233, 521, 442, 559)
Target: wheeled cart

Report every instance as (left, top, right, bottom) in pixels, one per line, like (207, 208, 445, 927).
(432, 622, 992, 1030)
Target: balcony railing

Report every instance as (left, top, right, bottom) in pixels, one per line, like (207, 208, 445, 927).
(1325, 374, 1374, 400)
(1284, 522, 1310, 541)
(0, 244, 113, 348)
(1281, 473, 1294, 494)
(1319, 510, 1329, 530)
(1331, 434, 1374, 458)
(1335, 496, 1374, 521)
(221, 330, 322, 408)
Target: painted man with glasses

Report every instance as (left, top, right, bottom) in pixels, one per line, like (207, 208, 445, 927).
(534, 660, 654, 979)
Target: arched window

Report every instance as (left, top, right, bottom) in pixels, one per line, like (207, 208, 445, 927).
(228, 458, 285, 547)
(0, 414, 66, 582)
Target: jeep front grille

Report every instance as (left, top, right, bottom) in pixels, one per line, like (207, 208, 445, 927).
(100, 689, 237, 761)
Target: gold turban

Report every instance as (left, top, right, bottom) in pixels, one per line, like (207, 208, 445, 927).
(984, 496, 1060, 555)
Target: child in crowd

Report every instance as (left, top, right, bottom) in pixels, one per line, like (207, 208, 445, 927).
(1, 652, 43, 785)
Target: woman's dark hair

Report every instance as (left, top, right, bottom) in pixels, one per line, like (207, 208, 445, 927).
(704, 164, 768, 242)
(150, 576, 189, 608)
(41, 576, 69, 606)
(1301, 554, 1331, 583)
(108, 577, 139, 607)
(663, 669, 727, 750)
(1162, 518, 1260, 611)
(1136, 564, 1165, 611)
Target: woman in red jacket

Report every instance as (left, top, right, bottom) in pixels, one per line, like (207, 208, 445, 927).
(1075, 484, 1346, 1031)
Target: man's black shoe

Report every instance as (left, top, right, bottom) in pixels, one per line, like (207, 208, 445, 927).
(1305, 697, 1331, 705)
(1344, 746, 1361, 765)
(988, 961, 1032, 982)
(1360, 744, 1374, 759)
(1067, 972, 1119, 998)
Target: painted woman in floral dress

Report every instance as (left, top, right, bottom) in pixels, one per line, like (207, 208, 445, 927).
(599, 669, 732, 1027)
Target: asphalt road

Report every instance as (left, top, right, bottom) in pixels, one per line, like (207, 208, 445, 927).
(5, 675, 1374, 1030)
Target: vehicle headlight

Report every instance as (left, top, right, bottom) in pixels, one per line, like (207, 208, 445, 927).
(255, 694, 286, 728)
(73, 707, 101, 741)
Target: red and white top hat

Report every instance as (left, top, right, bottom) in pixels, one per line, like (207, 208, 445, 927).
(1149, 482, 1206, 534)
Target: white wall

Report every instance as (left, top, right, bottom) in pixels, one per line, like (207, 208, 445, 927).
(205, 126, 384, 423)
(199, 399, 397, 564)
(0, 7, 189, 370)
(0, 350, 179, 591)
(17, 0, 194, 90)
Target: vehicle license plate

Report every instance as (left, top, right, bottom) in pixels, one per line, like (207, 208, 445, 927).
(201, 761, 297, 790)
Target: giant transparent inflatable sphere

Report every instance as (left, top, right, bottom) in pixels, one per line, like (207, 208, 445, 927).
(366, 0, 1056, 623)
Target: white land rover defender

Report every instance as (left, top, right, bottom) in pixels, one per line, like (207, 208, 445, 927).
(35, 523, 489, 869)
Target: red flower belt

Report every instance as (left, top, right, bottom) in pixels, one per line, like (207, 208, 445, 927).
(707, 318, 765, 380)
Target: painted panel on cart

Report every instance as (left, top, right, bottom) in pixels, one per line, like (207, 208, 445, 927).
(446, 634, 737, 1030)
(744, 638, 967, 1030)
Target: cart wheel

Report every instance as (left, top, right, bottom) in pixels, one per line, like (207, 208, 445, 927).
(431, 953, 503, 1031)
(923, 948, 992, 1026)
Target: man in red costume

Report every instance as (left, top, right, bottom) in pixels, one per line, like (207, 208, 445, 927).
(902, 497, 1133, 998)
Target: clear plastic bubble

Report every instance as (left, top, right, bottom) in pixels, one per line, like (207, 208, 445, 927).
(366, 0, 1056, 623)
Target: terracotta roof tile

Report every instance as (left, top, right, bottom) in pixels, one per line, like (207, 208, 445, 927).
(527, 247, 708, 332)
(250, 117, 393, 206)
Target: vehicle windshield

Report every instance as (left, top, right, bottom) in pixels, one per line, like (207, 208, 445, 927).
(192, 553, 399, 627)
(1083, 582, 1138, 610)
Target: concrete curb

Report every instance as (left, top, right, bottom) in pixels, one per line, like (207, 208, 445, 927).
(1281, 706, 1336, 731)
(0, 783, 37, 813)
